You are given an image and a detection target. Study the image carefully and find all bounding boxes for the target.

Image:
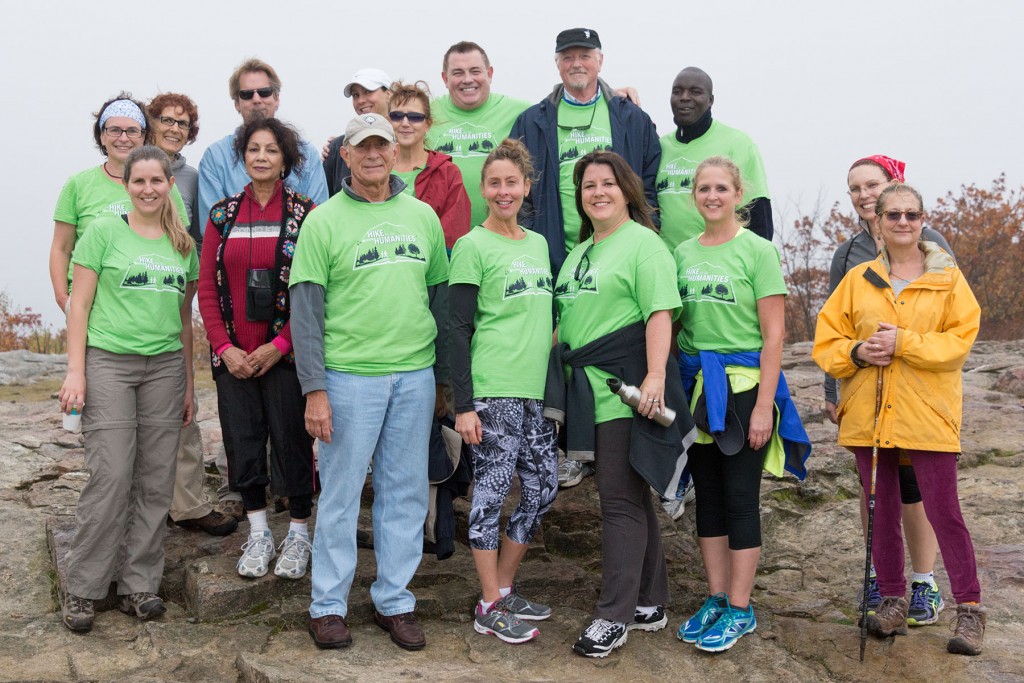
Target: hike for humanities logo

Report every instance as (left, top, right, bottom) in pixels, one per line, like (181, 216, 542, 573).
(679, 261, 736, 304)
(353, 223, 426, 269)
(432, 122, 496, 158)
(559, 126, 613, 165)
(503, 255, 553, 299)
(656, 154, 701, 194)
(553, 267, 599, 299)
(120, 254, 187, 294)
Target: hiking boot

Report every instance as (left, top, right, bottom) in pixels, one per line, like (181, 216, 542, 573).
(695, 603, 757, 652)
(474, 602, 539, 644)
(237, 529, 276, 578)
(558, 459, 594, 489)
(216, 499, 245, 522)
(865, 596, 909, 637)
(573, 618, 627, 658)
(628, 605, 668, 632)
(62, 593, 94, 632)
(499, 586, 551, 621)
(678, 593, 727, 643)
(907, 580, 945, 626)
(274, 530, 312, 579)
(374, 610, 426, 651)
(119, 592, 167, 620)
(946, 603, 986, 656)
(174, 510, 238, 536)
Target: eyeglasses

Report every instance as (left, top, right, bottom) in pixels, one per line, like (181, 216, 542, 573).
(389, 111, 427, 124)
(573, 243, 595, 282)
(158, 115, 192, 131)
(104, 126, 144, 139)
(880, 210, 925, 223)
(238, 87, 277, 100)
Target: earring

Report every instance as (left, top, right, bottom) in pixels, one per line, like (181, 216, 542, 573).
(280, 169, 286, 178)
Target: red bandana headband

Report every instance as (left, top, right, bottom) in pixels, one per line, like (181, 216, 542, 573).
(853, 155, 906, 183)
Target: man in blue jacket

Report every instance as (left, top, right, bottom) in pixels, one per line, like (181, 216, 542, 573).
(511, 28, 661, 490)
(510, 28, 660, 280)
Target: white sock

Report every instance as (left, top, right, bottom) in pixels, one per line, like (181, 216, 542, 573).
(635, 605, 659, 618)
(478, 599, 495, 613)
(289, 521, 309, 537)
(247, 510, 269, 533)
(498, 586, 512, 598)
(911, 571, 935, 586)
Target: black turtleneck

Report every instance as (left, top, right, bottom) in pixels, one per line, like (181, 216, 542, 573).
(675, 109, 713, 143)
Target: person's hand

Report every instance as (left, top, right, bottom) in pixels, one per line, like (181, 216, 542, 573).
(434, 384, 448, 418)
(613, 86, 641, 106)
(455, 410, 482, 445)
(59, 371, 86, 415)
(182, 392, 195, 427)
(321, 136, 336, 162)
(857, 330, 894, 367)
(221, 346, 256, 379)
(637, 371, 666, 420)
(865, 322, 897, 357)
(245, 343, 283, 378)
(304, 390, 333, 443)
(749, 404, 774, 450)
(825, 400, 838, 425)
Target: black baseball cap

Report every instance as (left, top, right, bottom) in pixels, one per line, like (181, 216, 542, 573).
(555, 28, 601, 52)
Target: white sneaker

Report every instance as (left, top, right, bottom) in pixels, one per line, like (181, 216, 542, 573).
(237, 529, 276, 578)
(661, 480, 696, 521)
(274, 530, 312, 579)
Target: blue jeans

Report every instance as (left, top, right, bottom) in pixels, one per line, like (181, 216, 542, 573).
(309, 367, 434, 619)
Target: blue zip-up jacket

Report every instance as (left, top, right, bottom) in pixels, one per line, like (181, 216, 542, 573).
(679, 350, 811, 480)
(509, 80, 661, 276)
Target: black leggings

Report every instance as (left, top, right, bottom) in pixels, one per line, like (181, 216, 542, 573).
(898, 462, 923, 505)
(689, 388, 769, 550)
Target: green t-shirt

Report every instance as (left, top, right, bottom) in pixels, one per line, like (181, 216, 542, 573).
(557, 98, 613, 254)
(554, 221, 681, 423)
(449, 225, 553, 400)
(674, 228, 787, 354)
(426, 93, 531, 226)
(289, 189, 449, 376)
(71, 215, 198, 356)
(656, 121, 770, 251)
(54, 165, 191, 282)
(393, 168, 422, 197)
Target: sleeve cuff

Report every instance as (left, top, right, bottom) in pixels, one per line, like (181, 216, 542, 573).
(215, 342, 233, 356)
(271, 336, 292, 355)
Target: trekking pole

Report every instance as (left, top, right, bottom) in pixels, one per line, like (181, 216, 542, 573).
(859, 365, 885, 663)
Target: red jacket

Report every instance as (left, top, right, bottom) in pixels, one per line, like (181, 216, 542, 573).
(415, 150, 471, 250)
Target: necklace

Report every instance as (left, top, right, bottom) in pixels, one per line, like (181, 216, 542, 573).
(102, 162, 122, 180)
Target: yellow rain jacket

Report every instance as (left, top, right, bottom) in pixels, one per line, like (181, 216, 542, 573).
(812, 242, 980, 453)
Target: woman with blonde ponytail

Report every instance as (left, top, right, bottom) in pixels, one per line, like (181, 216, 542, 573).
(58, 145, 199, 633)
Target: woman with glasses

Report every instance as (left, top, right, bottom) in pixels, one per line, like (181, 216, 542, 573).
(552, 151, 684, 658)
(198, 118, 317, 581)
(450, 139, 557, 645)
(147, 94, 201, 247)
(58, 145, 198, 632)
(389, 81, 471, 252)
(825, 156, 953, 628)
(51, 93, 190, 314)
(813, 183, 985, 656)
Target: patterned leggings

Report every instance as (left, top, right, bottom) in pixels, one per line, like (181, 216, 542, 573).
(468, 398, 558, 551)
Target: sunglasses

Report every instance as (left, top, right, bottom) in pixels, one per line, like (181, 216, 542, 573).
(238, 87, 277, 100)
(388, 111, 427, 124)
(880, 210, 924, 223)
(573, 243, 595, 282)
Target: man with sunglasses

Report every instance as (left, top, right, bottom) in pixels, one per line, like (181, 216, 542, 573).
(510, 28, 660, 490)
(198, 58, 328, 233)
(323, 68, 393, 197)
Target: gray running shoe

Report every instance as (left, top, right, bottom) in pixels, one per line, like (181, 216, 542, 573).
(500, 588, 552, 621)
(119, 592, 167, 620)
(558, 459, 594, 488)
(238, 529, 276, 578)
(274, 530, 312, 579)
(474, 603, 539, 644)
(62, 593, 94, 632)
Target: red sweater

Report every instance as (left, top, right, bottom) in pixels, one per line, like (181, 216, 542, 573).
(198, 182, 293, 356)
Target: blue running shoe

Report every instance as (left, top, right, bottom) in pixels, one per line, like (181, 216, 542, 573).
(695, 603, 757, 652)
(907, 580, 945, 626)
(677, 593, 727, 644)
(859, 574, 882, 615)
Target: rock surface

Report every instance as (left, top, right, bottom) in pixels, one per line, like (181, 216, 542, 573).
(0, 342, 1022, 682)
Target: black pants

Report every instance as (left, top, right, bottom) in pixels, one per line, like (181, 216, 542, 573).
(594, 418, 670, 623)
(689, 387, 768, 550)
(216, 363, 315, 518)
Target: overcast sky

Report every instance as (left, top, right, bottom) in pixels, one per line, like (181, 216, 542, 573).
(3, 0, 1021, 325)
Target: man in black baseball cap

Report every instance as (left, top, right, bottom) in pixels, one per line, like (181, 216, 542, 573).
(554, 27, 602, 52)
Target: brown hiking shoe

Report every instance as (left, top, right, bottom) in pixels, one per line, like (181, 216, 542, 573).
(865, 596, 908, 637)
(216, 499, 245, 522)
(947, 603, 986, 656)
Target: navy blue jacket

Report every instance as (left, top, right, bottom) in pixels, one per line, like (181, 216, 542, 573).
(509, 80, 661, 275)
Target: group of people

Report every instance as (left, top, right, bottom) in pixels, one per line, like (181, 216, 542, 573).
(51, 25, 985, 661)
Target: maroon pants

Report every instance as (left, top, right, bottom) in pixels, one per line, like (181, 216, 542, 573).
(854, 447, 981, 603)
